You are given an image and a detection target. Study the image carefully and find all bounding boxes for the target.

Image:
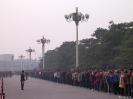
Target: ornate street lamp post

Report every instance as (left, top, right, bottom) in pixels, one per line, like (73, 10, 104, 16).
(64, 7, 89, 69)
(26, 47, 35, 70)
(25, 50, 29, 70)
(18, 54, 25, 70)
(37, 36, 50, 69)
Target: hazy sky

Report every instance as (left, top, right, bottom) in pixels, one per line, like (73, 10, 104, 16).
(0, 0, 133, 59)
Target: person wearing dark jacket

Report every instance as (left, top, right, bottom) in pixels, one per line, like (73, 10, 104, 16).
(82, 71, 85, 88)
(107, 71, 113, 94)
(95, 72, 100, 91)
(130, 72, 133, 97)
(127, 69, 132, 97)
(112, 71, 118, 95)
(85, 71, 89, 88)
(20, 70, 25, 90)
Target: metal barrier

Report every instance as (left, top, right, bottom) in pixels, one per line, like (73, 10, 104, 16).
(0, 77, 5, 99)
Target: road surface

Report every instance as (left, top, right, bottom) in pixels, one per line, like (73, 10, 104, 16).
(3, 76, 120, 99)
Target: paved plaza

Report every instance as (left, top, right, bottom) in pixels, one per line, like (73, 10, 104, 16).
(4, 76, 120, 99)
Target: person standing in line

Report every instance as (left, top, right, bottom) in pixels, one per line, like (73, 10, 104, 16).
(81, 71, 85, 87)
(10, 71, 12, 78)
(103, 71, 107, 92)
(20, 70, 25, 90)
(99, 71, 103, 92)
(127, 69, 132, 97)
(57, 71, 61, 83)
(74, 71, 78, 87)
(25, 71, 28, 80)
(54, 71, 57, 82)
(130, 72, 133, 98)
(78, 71, 82, 87)
(95, 71, 100, 91)
(112, 71, 118, 95)
(123, 72, 128, 97)
(119, 70, 125, 98)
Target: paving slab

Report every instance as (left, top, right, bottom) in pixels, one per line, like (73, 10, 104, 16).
(3, 76, 120, 99)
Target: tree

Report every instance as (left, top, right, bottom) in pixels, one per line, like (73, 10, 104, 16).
(39, 21, 133, 70)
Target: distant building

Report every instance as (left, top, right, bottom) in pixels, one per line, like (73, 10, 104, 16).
(0, 54, 14, 61)
(0, 59, 39, 71)
(0, 54, 39, 71)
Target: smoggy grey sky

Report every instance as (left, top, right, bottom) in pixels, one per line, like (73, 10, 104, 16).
(0, 0, 133, 59)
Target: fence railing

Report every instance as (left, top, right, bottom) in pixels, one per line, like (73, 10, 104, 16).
(0, 76, 5, 99)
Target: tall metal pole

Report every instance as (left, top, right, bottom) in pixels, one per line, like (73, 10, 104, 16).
(4, 61, 5, 71)
(11, 60, 13, 71)
(29, 52, 31, 70)
(21, 58, 22, 70)
(23, 62, 24, 70)
(44, 44, 45, 69)
(35, 52, 36, 69)
(27, 51, 28, 70)
(25, 50, 28, 70)
(42, 44, 45, 69)
(75, 7, 79, 69)
(11, 60, 14, 71)
(76, 25, 78, 69)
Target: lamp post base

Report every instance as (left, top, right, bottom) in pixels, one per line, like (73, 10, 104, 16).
(75, 67, 78, 71)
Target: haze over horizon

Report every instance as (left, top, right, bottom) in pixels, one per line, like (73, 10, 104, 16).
(0, 0, 133, 59)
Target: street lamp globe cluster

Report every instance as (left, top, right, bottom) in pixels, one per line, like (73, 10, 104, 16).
(37, 36, 50, 45)
(37, 36, 50, 69)
(64, 7, 89, 69)
(18, 54, 25, 59)
(64, 7, 89, 25)
(27, 47, 35, 53)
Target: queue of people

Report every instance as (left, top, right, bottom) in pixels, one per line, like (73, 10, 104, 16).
(0, 71, 13, 78)
(29, 68, 133, 98)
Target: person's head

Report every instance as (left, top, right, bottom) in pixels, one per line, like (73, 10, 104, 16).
(114, 71, 117, 75)
(128, 69, 132, 73)
(22, 70, 24, 73)
(132, 72, 133, 77)
(121, 70, 124, 75)
(109, 71, 112, 75)
(124, 68, 127, 72)
(97, 71, 100, 75)
(100, 72, 103, 75)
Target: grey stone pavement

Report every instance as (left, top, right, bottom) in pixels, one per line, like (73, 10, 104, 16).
(3, 76, 120, 99)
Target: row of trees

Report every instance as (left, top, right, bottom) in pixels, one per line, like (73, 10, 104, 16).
(39, 21, 133, 70)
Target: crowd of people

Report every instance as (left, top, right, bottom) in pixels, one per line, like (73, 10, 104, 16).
(0, 71, 28, 78)
(0, 71, 14, 78)
(29, 68, 133, 98)
(1, 68, 133, 98)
